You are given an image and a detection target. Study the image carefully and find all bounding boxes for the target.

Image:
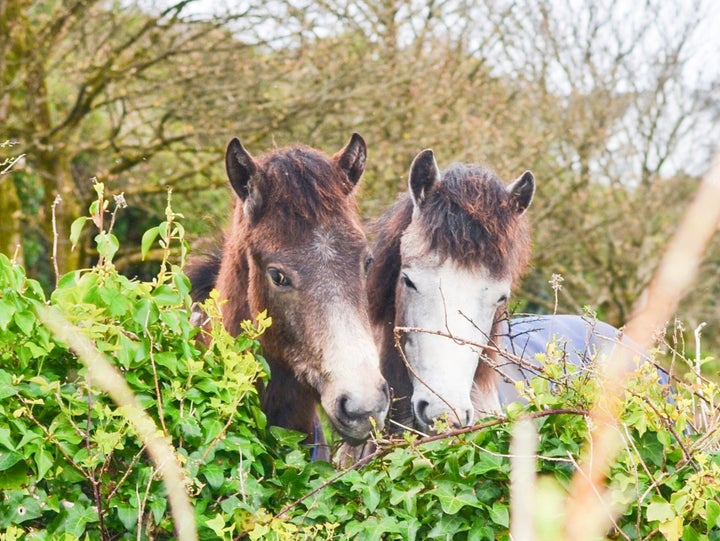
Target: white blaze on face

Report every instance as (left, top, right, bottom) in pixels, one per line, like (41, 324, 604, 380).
(398, 221, 510, 432)
(318, 299, 389, 441)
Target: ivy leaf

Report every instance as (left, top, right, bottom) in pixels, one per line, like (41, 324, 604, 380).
(0, 426, 15, 450)
(470, 452, 507, 475)
(34, 447, 54, 480)
(172, 270, 192, 298)
(658, 516, 683, 541)
(469, 523, 496, 541)
(133, 298, 159, 327)
(0, 450, 22, 471)
(362, 484, 381, 514)
(205, 513, 226, 536)
(0, 298, 16, 330)
(10, 494, 43, 524)
(429, 481, 482, 515)
(153, 352, 178, 375)
(152, 284, 181, 306)
(489, 502, 509, 527)
(13, 310, 35, 336)
(203, 463, 226, 490)
(706, 500, 720, 529)
(149, 497, 167, 525)
(0, 370, 18, 401)
(646, 500, 674, 522)
(0, 462, 29, 490)
(115, 503, 138, 530)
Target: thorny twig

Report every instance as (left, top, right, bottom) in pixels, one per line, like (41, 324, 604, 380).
(275, 408, 588, 520)
(392, 326, 463, 425)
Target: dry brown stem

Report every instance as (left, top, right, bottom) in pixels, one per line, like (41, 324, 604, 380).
(36, 304, 198, 541)
(562, 151, 720, 540)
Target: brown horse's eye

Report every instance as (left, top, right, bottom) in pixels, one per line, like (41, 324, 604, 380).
(364, 255, 374, 274)
(268, 267, 292, 287)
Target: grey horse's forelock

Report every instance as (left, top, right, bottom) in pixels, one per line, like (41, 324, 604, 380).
(419, 163, 531, 280)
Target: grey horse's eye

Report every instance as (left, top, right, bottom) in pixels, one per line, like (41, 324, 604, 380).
(268, 267, 292, 287)
(400, 273, 417, 291)
(497, 294, 508, 305)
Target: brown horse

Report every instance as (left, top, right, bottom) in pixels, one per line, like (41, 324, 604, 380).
(188, 135, 390, 457)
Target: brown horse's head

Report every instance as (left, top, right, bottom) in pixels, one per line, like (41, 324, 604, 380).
(215, 134, 389, 444)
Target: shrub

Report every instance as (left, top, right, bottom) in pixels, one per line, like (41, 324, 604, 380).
(0, 189, 718, 540)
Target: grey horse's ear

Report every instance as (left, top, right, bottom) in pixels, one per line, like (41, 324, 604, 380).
(507, 170, 535, 215)
(409, 149, 440, 208)
(226, 138, 262, 220)
(334, 133, 367, 191)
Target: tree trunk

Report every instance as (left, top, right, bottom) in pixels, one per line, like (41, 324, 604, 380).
(0, 178, 22, 264)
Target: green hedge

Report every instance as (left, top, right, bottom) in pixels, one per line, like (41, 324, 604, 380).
(0, 192, 718, 540)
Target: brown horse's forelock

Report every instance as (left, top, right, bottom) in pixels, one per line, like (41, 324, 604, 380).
(420, 163, 531, 280)
(256, 146, 357, 229)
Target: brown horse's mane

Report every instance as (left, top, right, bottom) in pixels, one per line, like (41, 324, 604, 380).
(187, 247, 222, 306)
(189, 144, 357, 286)
(366, 197, 415, 427)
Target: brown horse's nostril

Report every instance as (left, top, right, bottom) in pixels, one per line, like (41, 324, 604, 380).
(337, 394, 365, 422)
(335, 385, 390, 436)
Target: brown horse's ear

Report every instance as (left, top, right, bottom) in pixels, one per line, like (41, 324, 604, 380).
(408, 149, 440, 208)
(226, 138, 263, 220)
(507, 170, 535, 215)
(334, 133, 367, 191)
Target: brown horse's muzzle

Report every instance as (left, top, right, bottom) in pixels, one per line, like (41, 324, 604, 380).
(325, 380, 390, 443)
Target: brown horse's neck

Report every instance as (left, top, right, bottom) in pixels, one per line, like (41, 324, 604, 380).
(214, 205, 323, 446)
(378, 324, 414, 432)
(373, 294, 414, 430)
(261, 364, 323, 444)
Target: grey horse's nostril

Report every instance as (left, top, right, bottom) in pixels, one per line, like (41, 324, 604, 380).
(381, 381, 390, 401)
(451, 408, 473, 428)
(415, 399, 430, 424)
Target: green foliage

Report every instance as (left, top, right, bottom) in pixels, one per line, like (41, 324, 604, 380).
(1, 191, 719, 540)
(0, 194, 307, 539)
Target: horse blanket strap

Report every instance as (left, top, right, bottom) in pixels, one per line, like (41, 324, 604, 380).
(310, 417, 329, 462)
